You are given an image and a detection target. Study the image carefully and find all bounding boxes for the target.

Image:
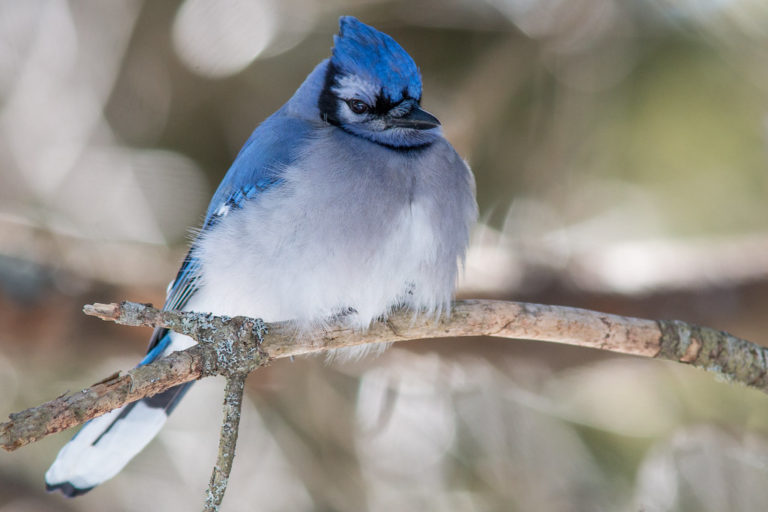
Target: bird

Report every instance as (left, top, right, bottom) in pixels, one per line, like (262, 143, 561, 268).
(45, 15, 477, 496)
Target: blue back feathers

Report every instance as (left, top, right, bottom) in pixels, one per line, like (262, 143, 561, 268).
(331, 16, 422, 102)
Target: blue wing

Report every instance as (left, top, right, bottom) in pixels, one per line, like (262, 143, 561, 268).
(147, 112, 313, 352)
(204, 110, 313, 226)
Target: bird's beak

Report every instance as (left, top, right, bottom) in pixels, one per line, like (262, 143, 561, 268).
(387, 107, 441, 130)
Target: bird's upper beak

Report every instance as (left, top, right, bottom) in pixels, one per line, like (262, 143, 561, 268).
(386, 107, 441, 130)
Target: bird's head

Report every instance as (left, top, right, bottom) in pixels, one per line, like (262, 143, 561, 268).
(318, 16, 441, 150)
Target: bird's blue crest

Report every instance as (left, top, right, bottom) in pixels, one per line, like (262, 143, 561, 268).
(331, 16, 422, 102)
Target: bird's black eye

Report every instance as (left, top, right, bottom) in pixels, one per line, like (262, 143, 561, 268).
(346, 99, 369, 115)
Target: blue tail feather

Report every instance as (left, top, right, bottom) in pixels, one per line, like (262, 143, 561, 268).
(45, 331, 194, 496)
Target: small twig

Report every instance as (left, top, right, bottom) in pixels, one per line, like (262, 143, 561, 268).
(3, 299, 768, 453)
(203, 373, 247, 512)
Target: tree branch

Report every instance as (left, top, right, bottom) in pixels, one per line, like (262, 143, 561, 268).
(2, 299, 767, 453)
(203, 373, 247, 512)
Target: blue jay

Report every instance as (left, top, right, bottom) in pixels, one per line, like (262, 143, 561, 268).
(45, 16, 476, 496)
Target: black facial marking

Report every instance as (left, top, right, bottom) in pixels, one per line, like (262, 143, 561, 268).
(335, 123, 434, 152)
(320, 61, 419, 123)
(372, 94, 396, 116)
(373, 89, 421, 117)
(318, 61, 341, 126)
(316, 63, 434, 151)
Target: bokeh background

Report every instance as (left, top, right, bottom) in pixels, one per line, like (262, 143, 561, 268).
(2, 0, 768, 511)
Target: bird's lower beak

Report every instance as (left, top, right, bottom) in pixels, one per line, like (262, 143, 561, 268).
(386, 107, 441, 130)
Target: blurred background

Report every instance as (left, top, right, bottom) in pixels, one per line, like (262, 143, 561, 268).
(1, 0, 768, 510)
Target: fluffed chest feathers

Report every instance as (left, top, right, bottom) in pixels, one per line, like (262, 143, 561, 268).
(193, 136, 474, 328)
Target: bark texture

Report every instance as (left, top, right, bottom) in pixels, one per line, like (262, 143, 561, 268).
(2, 300, 767, 452)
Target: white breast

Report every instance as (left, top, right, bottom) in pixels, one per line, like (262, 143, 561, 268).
(188, 135, 457, 331)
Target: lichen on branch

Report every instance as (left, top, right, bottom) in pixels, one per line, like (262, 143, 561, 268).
(3, 299, 768, 453)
